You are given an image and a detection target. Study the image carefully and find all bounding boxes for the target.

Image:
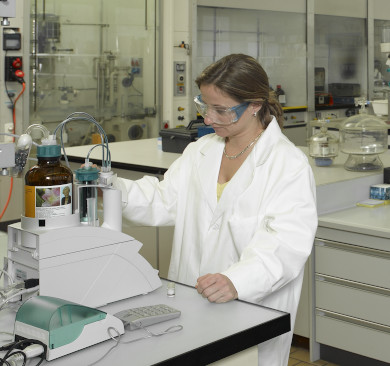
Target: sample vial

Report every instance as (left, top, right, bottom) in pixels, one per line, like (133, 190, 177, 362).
(75, 166, 99, 226)
(167, 282, 176, 297)
(24, 144, 73, 218)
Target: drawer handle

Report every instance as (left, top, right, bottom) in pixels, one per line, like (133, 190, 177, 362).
(315, 239, 390, 260)
(316, 273, 390, 296)
(317, 308, 390, 334)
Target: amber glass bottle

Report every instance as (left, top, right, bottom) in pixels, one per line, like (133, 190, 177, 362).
(25, 144, 73, 218)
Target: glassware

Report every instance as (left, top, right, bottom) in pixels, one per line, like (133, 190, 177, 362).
(24, 144, 73, 218)
(309, 120, 339, 167)
(340, 110, 388, 172)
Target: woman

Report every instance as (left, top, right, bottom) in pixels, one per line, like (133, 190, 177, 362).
(61, 185, 71, 205)
(120, 54, 317, 365)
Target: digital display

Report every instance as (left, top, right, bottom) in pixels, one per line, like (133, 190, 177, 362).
(176, 63, 185, 72)
(3, 33, 21, 50)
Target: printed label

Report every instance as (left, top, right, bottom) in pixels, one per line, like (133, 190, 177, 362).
(16, 268, 27, 281)
(25, 183, 72, 218)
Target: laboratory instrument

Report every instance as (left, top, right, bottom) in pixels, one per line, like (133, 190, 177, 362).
(114, 304, 181, 330)
(339, 100, 388, 171)
(0, 0, 15, 26)
(26, 3, 157, 145)
(308, 120, 339, 166)
(3, 113, 162, 309)
(0, 124, 47, 178)
(14, 295, 125, 361)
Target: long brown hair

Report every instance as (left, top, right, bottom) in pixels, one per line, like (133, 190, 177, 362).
(195, 54, 284, 129)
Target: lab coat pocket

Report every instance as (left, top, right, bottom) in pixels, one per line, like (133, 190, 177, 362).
(228, 215, 258, 252)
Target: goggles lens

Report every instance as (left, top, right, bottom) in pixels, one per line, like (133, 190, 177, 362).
(194, 95, 249, 125)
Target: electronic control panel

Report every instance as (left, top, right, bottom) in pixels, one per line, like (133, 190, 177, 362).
(174, 61, 186, 97)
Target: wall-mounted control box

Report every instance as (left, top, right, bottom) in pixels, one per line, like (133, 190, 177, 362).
(3, 32, 21, 50)
(174, 61, 186, 97)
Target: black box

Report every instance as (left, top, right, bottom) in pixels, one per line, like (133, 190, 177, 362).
(332, 96, 355, 105)
(160, 120, 204, 153)
(328, 83, 361, 97)
(384, 167, 390, 184)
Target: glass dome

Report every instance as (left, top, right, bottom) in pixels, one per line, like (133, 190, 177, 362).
(340, 113, 388, 171)
(309, 122, 339, 167)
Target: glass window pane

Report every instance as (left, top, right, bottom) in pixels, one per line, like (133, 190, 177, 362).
(196, 7, 307, 107)
(30, 0, 157, 144)
(314, 15, 367, 106)
(373, 19, 390, 100)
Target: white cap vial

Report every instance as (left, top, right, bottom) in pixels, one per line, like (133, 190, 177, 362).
(167, 282, 175, 297)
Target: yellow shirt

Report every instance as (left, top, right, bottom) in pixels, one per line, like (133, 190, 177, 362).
(217, 181, 229, 202)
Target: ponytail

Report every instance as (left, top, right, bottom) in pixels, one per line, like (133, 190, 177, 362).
(257, 91, 284, 129)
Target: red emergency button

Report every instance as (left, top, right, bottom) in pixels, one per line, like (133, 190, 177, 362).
(12, 58, 22, 69)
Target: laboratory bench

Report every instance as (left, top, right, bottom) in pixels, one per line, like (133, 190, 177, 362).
(65, 138, 180, 176)
(3, 137, 390, 364)
(0, 280, 290, 366)
(64, 138, 390, 216)
(65, 138, 390, 186)
(282, 122, 308, 147)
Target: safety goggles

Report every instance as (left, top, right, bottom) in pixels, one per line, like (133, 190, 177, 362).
(194, 94, 250, 125)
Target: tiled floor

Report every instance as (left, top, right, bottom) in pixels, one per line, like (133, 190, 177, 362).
(289, 345, 340, 366)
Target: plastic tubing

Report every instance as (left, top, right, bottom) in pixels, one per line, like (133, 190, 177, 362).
(52, 112, 110, 170)
(24, 124, 50, 140)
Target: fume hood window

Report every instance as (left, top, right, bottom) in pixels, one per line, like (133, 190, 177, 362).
(314, 15, 367, 107)
(373, 19, 390, 100)
(196, 7, 307, 108)
(30, 0, 158, 145)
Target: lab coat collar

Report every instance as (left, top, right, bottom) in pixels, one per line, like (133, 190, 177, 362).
(253, 117, 283, 166)
(197, 117, 282, 222)
(198, 117, 282, 166)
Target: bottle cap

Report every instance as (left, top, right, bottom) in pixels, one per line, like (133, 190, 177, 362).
(75, 167, 99, 182)
(37, 144, 61, 157)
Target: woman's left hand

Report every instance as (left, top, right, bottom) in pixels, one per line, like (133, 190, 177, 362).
(195, 273, 238, 303)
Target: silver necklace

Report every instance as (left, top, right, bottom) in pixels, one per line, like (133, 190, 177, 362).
(223, 130, 264, 160)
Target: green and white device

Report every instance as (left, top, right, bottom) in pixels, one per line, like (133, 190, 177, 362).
(14, 296, 124, 361)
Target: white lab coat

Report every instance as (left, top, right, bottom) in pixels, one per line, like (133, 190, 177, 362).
(121, 118, 317, 366)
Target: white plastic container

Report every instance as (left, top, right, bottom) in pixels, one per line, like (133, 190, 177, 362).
(371, 100, 388, 116)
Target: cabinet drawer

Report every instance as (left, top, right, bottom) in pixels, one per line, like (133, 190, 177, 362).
(315, 239, 390, 289)
(316, 310, 390, 363)
(316, 275, 390, 327)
